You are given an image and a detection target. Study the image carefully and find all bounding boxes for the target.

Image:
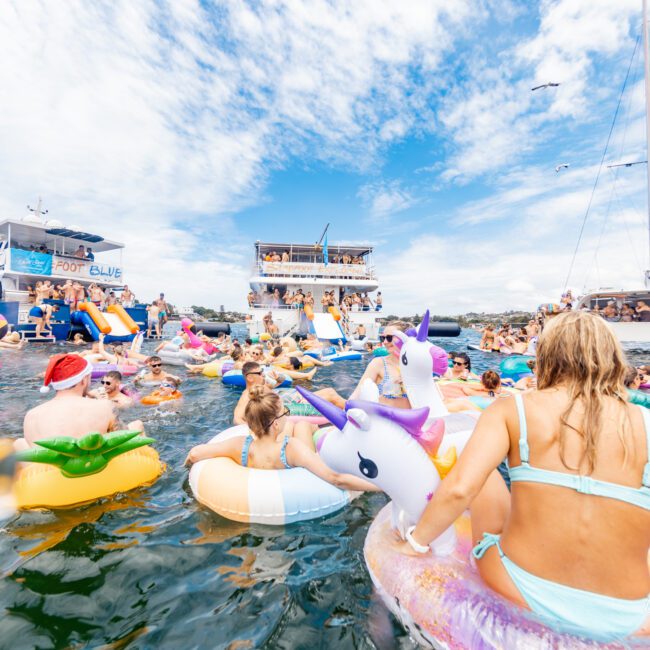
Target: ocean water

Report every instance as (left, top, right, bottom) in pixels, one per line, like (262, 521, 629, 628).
(0, 327, 647, 649)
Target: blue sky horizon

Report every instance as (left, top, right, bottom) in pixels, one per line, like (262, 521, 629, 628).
(0, 0, 647, 314)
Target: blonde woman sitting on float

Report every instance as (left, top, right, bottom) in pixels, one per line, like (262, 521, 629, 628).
(396, 311, 650, 642)
(185, 387, 379, 494)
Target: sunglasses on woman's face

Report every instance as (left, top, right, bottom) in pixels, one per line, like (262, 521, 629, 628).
(379, 334, 394, 343)
(268, 408, 290, 427)
(453, 361, 467, 367)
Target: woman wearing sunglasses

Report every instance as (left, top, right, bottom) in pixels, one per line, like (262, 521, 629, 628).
(349, 324, 410, 408)
(444, 352, 479, 381)
(185, 387, 379, 493)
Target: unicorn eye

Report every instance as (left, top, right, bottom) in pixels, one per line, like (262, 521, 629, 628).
(357, 451, 378, 479)
(401, 352, 408, 366)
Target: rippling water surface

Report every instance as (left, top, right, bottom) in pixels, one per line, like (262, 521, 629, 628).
(0, 326, 647, 649)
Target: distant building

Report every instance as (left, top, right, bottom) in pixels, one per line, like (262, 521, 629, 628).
(175, 306, 200, 320)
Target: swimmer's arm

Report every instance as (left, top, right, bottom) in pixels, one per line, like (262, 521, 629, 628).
(233, 394, 247, 425)
(409, 398, 510, 548)
(349, 359, 381, 400)
(96, 334, 114, 362)
(184, 437, 241, 466)
(286, 439, 381, 492)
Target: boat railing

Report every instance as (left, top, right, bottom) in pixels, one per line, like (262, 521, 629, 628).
(254, 260, 376, 280)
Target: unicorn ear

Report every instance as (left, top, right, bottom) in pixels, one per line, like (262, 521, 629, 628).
(359, 379, 379, 402)
(417, 310, 430, 342)
(346, 408, 371, 430)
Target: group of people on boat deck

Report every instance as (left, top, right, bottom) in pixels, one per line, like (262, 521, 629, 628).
(262, 250, 366, 265)
(591, 299, 650, 322)
(28, 280, 137, 310)
(248, 288, 382, 312)
(10, 241, 96, 261)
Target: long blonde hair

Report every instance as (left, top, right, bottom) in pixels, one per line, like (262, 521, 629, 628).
(245, 386, 282, 437)
(536, 311, 629, 473)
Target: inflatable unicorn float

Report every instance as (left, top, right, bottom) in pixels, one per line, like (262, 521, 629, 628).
(302, 309, 478, 553)
(296, 312, 623, 649)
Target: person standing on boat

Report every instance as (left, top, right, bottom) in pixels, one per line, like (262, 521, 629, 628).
(28, 303, 57, 339)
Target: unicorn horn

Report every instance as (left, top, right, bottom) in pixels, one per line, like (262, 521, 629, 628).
(417, 310, 430, 342)
(295, 386, 348, 431)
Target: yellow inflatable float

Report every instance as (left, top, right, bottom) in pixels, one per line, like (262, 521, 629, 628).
(14, 430, 164, 509)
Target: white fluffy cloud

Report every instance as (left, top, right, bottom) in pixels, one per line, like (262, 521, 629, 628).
(0, 0, 480, 307)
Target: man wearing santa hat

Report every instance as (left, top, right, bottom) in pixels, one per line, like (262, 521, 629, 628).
(14, 354, 144, 451)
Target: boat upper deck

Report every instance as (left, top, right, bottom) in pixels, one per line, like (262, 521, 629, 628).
(251, 240, 378, 288)
(0, 218, 124, 287)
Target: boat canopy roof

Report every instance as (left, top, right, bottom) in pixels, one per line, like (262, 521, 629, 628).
(255, 241, 373, 256)
(0, 219, 124, 253)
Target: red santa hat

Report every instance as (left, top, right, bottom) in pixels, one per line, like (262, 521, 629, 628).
(40, 354, 93, 394)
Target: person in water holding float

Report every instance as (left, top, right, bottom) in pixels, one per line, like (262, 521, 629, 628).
(16, 354, 144, 451)
(349, 322, 411, 408)
(185, 387, 379, 494)
(398, 311, 650, 642)
(88, 370, 134, 409)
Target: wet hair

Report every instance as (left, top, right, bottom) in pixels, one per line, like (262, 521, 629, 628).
(481, 370, 501, 391)
(453, 352, 471, 371)
(245, 338, 253, 346)
(245, 386, 282, 437)
(272, 346, 283, 358)
(288, 356, 302, 370)
(147, 355, 162, 365)
(242, 361, 261, 376)
(104, 370, 122, 383)
(231, 347, 243, 361)
(536, 311, 629, 474)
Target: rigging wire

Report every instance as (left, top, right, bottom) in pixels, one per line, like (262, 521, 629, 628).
(582, 43, 642, 291)
(564, 35, 641, 290)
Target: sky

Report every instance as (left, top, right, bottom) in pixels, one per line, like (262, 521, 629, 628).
(0, 0, 647, 314)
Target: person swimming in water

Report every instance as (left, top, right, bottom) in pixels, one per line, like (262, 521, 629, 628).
(349, 323, 410, 408)
(398, 311, 650, 642)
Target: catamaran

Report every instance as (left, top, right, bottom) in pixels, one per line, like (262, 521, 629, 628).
(247, 238, 382, 341)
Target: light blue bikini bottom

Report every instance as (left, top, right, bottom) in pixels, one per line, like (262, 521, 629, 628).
(473, 533, 650, 643)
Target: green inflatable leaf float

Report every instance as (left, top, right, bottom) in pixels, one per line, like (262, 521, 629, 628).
(15, 430, 156, 478)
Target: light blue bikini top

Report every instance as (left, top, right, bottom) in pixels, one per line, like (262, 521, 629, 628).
(509, 393, 650, 510)
(241, 434, 292, 469)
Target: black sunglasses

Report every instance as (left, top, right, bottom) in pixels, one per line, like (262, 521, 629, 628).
(453, 361, 467, 366)
(100, 380, 113, 385)
(267, 408, 290, 427)
(150, 363, 162, 368)
(245, 371, 263, 377)
(379, 334, 394, 343)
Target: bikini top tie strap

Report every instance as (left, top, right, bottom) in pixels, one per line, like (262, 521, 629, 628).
(513, 393, 530, 464)
(639, 405, 650, 488)
(241, 434, 254, 468)
(280, 435, 292, 469)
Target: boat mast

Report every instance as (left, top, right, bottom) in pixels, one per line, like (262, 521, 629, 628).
(643, 0, 650, 276)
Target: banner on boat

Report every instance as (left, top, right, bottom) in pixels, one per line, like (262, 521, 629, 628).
(262, 261, 369, 278)
(51, 256, 122, 283)
(9, 249, 53, 275)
